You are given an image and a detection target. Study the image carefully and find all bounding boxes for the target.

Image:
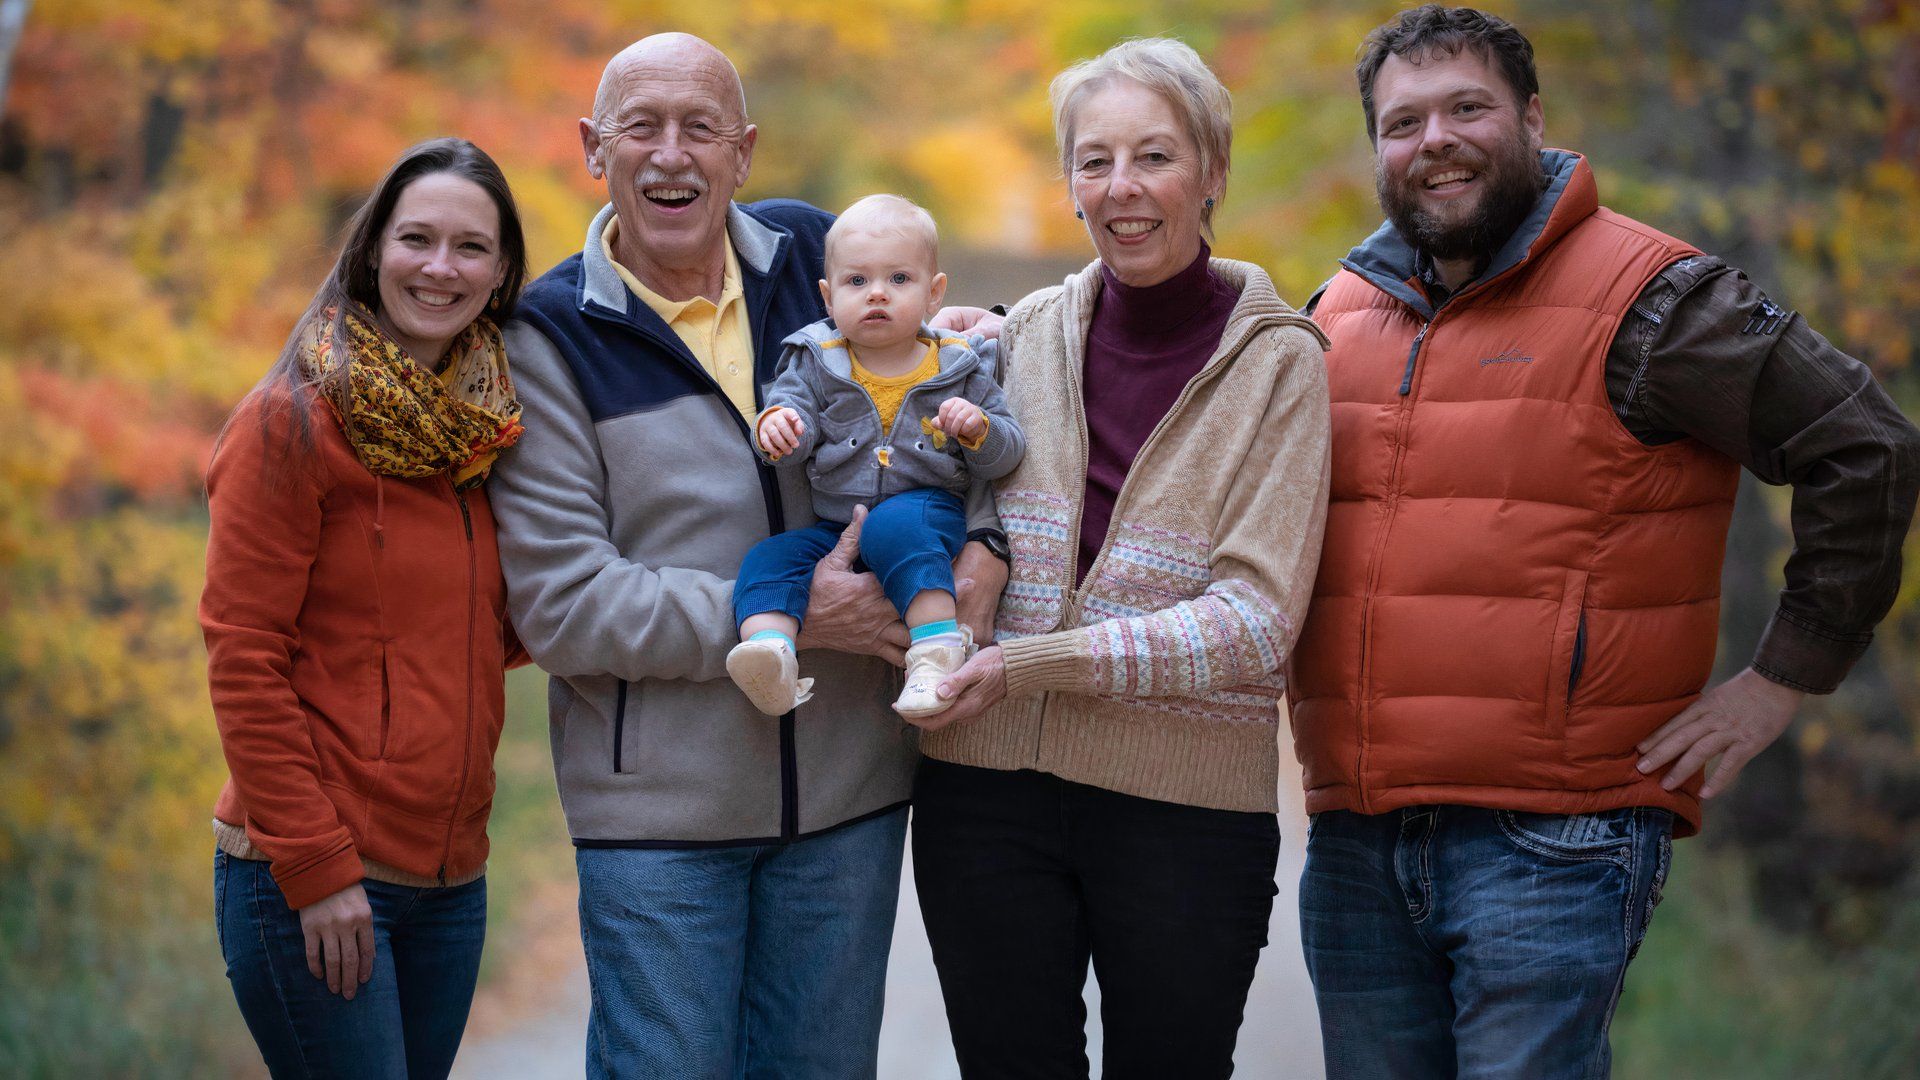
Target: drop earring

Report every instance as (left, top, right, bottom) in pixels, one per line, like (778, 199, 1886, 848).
(1074, 208, 1085, 220)
(1204, 196, 1215, 210)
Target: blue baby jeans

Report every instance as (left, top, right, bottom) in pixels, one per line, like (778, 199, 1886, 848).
(215, 849, 487, 1079)
(1299, 805, 1673, 1080)
(732, 487, 967, 630)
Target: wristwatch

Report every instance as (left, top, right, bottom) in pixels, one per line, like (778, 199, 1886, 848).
(967, 528, 1012, 565)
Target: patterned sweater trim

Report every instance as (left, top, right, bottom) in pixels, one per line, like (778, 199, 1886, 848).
(925, 257, 1331, 814)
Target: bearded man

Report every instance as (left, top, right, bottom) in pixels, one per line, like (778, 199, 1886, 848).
(1289, 6, 1919, 1078)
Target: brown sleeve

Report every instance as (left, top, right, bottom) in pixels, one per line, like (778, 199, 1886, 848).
(1608, 259, 1920, 693)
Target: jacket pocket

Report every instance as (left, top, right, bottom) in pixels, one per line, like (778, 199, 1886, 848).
(808, 398, 869, 468)
(905, 435, 964, 487)
(1494, 807, 1636, 867)
(1545, 568, 1590, 740)
(372, 641, 395, 760)
(611, 679, 630, 774)
(1568, 611, 1588, 704)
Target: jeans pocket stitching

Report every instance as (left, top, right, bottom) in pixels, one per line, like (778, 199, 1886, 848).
(1629, 829, 1672, 962)
(1619, 818, 1643, 959)
(1494, 810, 1633, 870)
(1415, 817, 1439, 923)
(1394, 811, 1438, 922)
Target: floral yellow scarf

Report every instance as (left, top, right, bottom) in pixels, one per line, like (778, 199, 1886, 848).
(299, 308, 524, 488)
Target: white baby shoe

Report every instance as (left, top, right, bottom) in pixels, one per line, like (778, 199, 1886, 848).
(727, 638, 815, 716)
(893, 626, 976, 719)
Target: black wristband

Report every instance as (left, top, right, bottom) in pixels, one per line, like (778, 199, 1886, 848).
(966, 528, 1012, 564)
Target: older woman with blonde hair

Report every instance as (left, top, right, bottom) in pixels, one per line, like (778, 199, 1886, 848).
(909, 37, 1331, 1077)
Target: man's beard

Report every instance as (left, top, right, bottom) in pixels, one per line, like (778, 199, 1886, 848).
(1376, 130, 1545, 267)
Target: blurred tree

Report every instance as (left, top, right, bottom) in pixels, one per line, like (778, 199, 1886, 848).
(0, 0, 1913, 1071)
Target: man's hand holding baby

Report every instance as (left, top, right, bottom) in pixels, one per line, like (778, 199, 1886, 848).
(758, 407, 807, 459)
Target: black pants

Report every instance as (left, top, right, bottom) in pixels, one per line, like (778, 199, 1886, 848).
(912, 759, 1280, 1079)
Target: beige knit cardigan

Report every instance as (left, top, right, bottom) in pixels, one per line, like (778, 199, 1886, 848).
(923, 258, 1331, 813)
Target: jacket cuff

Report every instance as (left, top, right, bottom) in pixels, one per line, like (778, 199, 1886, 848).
(962, 414, 1014, 465)
(998, 633, 1086, 698)
(958, 414, 989, 452)
(272, 837, 366, 911)
(1751, 608, 1869, 695)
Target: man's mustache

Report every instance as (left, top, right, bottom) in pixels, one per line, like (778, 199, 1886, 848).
(1403, 148, 1490, 182)
(635, 169, 707, 193)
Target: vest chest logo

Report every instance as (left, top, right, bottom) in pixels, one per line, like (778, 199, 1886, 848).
(1478, 346, 1536, 367)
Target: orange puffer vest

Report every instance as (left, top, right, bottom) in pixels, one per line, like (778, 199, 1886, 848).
(1290, 150, 1734, 836)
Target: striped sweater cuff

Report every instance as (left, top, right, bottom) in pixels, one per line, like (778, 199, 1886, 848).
(998, 633, 1087, 698)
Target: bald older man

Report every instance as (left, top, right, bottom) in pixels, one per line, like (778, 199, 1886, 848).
(488, 34, 1007, 1078)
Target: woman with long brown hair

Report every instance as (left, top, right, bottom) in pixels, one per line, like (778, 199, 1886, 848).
(201, 136, 527, 1078)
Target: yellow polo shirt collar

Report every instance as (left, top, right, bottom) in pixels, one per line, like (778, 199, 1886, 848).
(601, 216, 758, 421)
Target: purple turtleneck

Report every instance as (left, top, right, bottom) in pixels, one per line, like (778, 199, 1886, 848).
(1076, 244, 1236, 584)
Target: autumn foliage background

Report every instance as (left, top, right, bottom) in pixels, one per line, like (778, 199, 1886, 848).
(1, 0, 1917, 1076)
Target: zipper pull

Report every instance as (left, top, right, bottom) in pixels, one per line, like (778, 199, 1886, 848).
(1399, 325, 1428, 396)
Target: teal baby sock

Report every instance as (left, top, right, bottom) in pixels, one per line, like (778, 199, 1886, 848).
(910, 619, 963, 649)
(748, 629, 796, 652)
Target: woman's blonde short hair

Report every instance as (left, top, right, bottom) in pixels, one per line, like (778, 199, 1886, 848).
(1049, 37, 1233, 228)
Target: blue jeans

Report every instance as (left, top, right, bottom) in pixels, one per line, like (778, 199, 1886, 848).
(1299, 806, 1673, 1080)
(733, 487, 967, 628)
(215, 850, 487, 1079)
(575, 806, 908, 1079)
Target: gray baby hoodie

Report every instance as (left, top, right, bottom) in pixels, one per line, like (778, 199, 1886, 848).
(757, 319, 1025, 521)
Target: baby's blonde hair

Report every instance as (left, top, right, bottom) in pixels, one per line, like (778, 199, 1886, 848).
(825, 194, 940, 270)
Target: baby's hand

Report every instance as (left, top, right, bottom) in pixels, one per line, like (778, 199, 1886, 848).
(933, 397, 987, 443)
(758, 407, 806, 458)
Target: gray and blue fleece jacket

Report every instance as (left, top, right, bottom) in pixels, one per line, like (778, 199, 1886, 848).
(491, 200, 958, 848)
(759, 320, 1024, 522)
